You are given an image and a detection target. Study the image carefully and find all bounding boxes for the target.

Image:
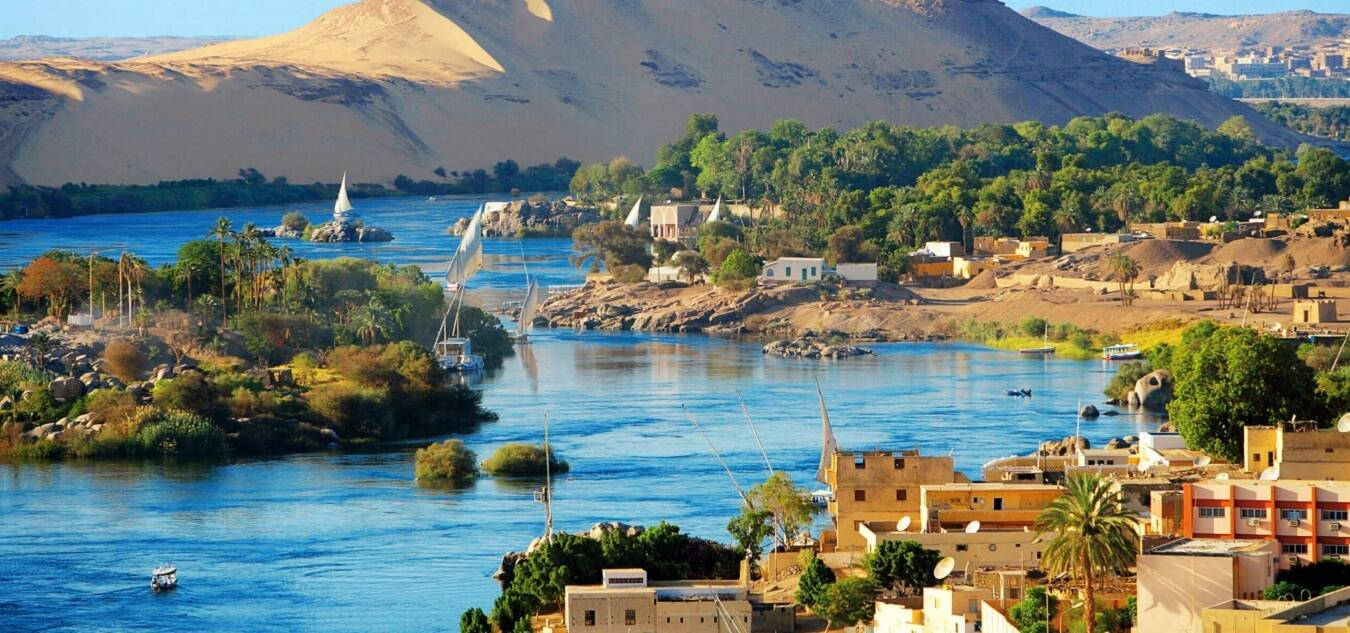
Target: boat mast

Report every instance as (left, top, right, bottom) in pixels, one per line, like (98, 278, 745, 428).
(543, 413, 554, 542)
(736, 390, 773, 475)
(683, 405, 749, 505)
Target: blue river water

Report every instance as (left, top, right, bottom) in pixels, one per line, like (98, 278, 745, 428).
(0, 199, 1163, 632)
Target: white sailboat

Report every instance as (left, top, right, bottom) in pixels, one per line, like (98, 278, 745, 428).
(444, 205, 484, 292)
(623, 196, 644, 228)
(814, 383, 838, 486)
(705, 196, 723, 224)
(333, 172, 358, 223)
(517, 278, 542, 341)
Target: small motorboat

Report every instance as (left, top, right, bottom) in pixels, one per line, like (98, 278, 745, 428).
(1005, 389, 1033, 397)
(151, 565, 178, 592)
(1102, 343, 1142, 361)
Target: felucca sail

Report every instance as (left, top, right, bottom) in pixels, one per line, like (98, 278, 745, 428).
(623, 196, 644, 228)
(445, 205, 484, 287)
(334, 172, 355, 219)
(705, 196, 722, 224)
(519, 278, 542, 336)
(814, 383, 838, 485)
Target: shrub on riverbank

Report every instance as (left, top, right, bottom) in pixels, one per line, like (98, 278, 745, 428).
(482, 443, 568, 476)
(102, 339, 147, 382)
(415, 440, 478, 483)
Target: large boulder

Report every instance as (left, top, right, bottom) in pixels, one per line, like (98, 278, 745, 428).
(356, 226, 394, 242)
(48, 377, 85, 401)
(1079, 404, 1100, 419)
(1133, 369, 1174, 410)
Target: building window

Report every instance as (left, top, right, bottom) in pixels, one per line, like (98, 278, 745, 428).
(972, 497, 982, 505)
(785, 266, 792, 277)
(896, 489, 907, 501)
(854, 456, 865, 469)
(1008, 588, 1020, 600)
(1240, 508, 1268, 520)
(625, 610, 636, 626)
(956, 544, 969, 552)
(811, 266, 817, 277)
(854, 520, 864, 532)
(994, 498, 1004, 511)
(1324, 510, 1349, 521)
(1281, 509, 1308, 521)
(667, 618, 671, 624)
(854, 489, 866, 502)
(1199, 507, 1226, 518)
(1252, 453, 1261, 463)
(1283, 543, 1309, 554)
(969, 599, 980, 613)
(894, 458, 905, 469)
(1326, 544, 1350, 557)
(584, 611, 595, 627)
(766, 269, 774, 277)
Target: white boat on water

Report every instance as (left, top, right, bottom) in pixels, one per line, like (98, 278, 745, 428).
(333, 172, 359, 223)
(435, 335, 484, 373)
(444, 205, 484, 293)
(1102, 343, 1142, 360)
(436, 206, 487, 372)
(151, 565, 177, 592)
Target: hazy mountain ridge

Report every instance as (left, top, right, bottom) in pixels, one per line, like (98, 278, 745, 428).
(0, 35, 234, 61)
(0, 0, 1299, 187)
(1021, 7, 1350, 50)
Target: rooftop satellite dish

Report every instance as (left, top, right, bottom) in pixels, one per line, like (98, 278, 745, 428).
(934, 556, 956, 580)
(1209, 215, 1218, 223)
(1217, 472, 1230, 480)
(1260, 466, 1280, 481)
(1337, 413, 1350, 433)
(1255, 211, 1264, 217)
(965, 520, 982, 534)
(1196, 455, 1212, 468)
(897, 516, 912, 532)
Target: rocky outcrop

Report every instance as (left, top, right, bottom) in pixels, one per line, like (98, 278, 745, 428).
(1039, 435, 1089, 456)
(539, 282, 821, 334)
(449, 200, 602, 238)
(1129, 369, 1173, 409)
(308, 219, 395, 243)
(1079, 404, 1100, 419)
(762, 335, 873, 359)
(261, 225, 305, 239)
(48, 377, 85, 401)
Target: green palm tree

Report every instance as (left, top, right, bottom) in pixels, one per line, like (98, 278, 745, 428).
(1035, 474, 1139, 633)
(208, 217, 234, 322)
(1, 270, 22, 322)
(1108, 253, 1140, 307)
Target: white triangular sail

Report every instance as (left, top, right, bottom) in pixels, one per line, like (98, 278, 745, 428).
(445, 206, 484, 286)
(624, 196, 644, 228)
(519, 277, 542, 335)
(706, 196, 722, 224)
(334, 172, 354, 217)
(814, 383, 838, 485)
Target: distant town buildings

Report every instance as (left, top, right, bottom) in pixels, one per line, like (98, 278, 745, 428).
(1112, 41, 1350, 81)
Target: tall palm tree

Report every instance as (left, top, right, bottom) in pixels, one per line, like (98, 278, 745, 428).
(208, 217, 233, 322)
(0, 270, 22, 323)
(1108, 253, 1140, 307)
(1035, 474, 1139, 633)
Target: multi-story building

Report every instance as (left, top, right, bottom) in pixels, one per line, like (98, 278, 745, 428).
(1181, 480, 1350, 568)
(1137, 538, 1279, 633)
(564, 568, 794, 633)
(650, 204, 702, 245)
(874, 586, 1006, 633)
(919, 483, 1063, 533)
(823, 449, 962, 551)
(1244, 424, 1350, 480)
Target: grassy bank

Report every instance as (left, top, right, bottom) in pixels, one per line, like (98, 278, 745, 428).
(959, 318, 1189, 360)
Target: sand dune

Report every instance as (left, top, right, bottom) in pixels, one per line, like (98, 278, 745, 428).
(0, 0, 1304, 186)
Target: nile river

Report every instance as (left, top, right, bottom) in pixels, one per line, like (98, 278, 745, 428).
(0, 197, 1162, 632)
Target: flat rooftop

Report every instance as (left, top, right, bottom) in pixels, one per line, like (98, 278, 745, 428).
(923, 483, 1062, 491)
(1298, 604, 1350, 626)
(1147, 539, 1271, 557)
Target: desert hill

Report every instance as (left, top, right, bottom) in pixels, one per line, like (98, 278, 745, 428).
(1023, 7, 1350, 51)
(0, 35, 232, 62)
(0, 0, 1300, 187)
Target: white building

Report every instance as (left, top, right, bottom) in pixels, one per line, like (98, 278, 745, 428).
(834, 262, 878, 282)
(761, 257, 825, 283)
(923, 241, 965, 259)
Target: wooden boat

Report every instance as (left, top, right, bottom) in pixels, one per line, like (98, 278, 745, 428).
(1018, 324, 1054, 355)
(1102, 343, 1142, 360)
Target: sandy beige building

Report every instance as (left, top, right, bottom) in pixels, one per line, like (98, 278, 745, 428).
(1203, 585, 1350, 632)
(919, 483, 1063, 532)
(565, 568, 793, 633)
(1137, 538, 1279, 633)
(873, 586, 1005, 633)
(1245, 425, 1350, 481)
(823, 449, 962, 551)
(1292, 298, 1337, 325)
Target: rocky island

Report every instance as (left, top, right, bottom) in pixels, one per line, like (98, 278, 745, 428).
(449, 199, 601, 238)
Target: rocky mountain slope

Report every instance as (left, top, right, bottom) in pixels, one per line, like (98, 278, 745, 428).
(0, 0, 1298, 187)
(0, 35, 232, 62)
(1022, 7, 1350, 50)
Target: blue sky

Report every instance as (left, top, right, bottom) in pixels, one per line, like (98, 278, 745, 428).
(2, 0, 1345, 39)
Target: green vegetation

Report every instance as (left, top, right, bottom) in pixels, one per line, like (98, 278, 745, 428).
(1253, 102, 1350, 142)
(1263, 558, 1350, 599)
(1208, 76, 1350, 99)
(954, 318, 1120, 360)
(415, 440, 478, 483)
(1008, 586, 1059, 633)
(459, 608, 492, 633)
(1035, 474, 1139, 633)
(728, 472, 818, 551)
(487, 523, 742, 633)
(1, 237, 503, 462)
(794, 549, 836, 607)
(481, 443, 569, 476)
(571, 112, 1350, 275)
(813, 576, 880, 628)
(0, 161, 580, 221)
(862, 539, 942, 596)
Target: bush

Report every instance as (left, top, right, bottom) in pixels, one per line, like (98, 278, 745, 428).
(133, 410, 228, 458)
(1008, 586, 1058, 633)
(814, 576, 878, 627)
(102, 339, 147, 382)
(1069, 330, 1095, 350)
(482, 443, 569, 476)
(282, 211, 310, 231)
(795, 549, 836, 607)
(863, 539, 941, 595)
(1103, 361, 1151, 401)
(718, 249, 760, 285)
(152, 372, 223, 420)
(83, 388, 138, 426)
(610, 263, 648, 283)
(306, 380, 396, 440)
(415, 439, 478, 482)
(1019, 316, 1048, 338)
(460, 608, 492, 633)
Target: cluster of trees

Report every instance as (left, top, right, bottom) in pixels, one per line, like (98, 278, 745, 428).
(474, 524, 742, 633)
(1263, 559, 1350, 600)
(571, 113, 1350, 276)
(481, 442, 569, 476)
(1208, 76, 1350, 99)
(1252, 102, 1350, 141)
(394, 158, 580, 197)
(1106, 321, 1335, 461)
